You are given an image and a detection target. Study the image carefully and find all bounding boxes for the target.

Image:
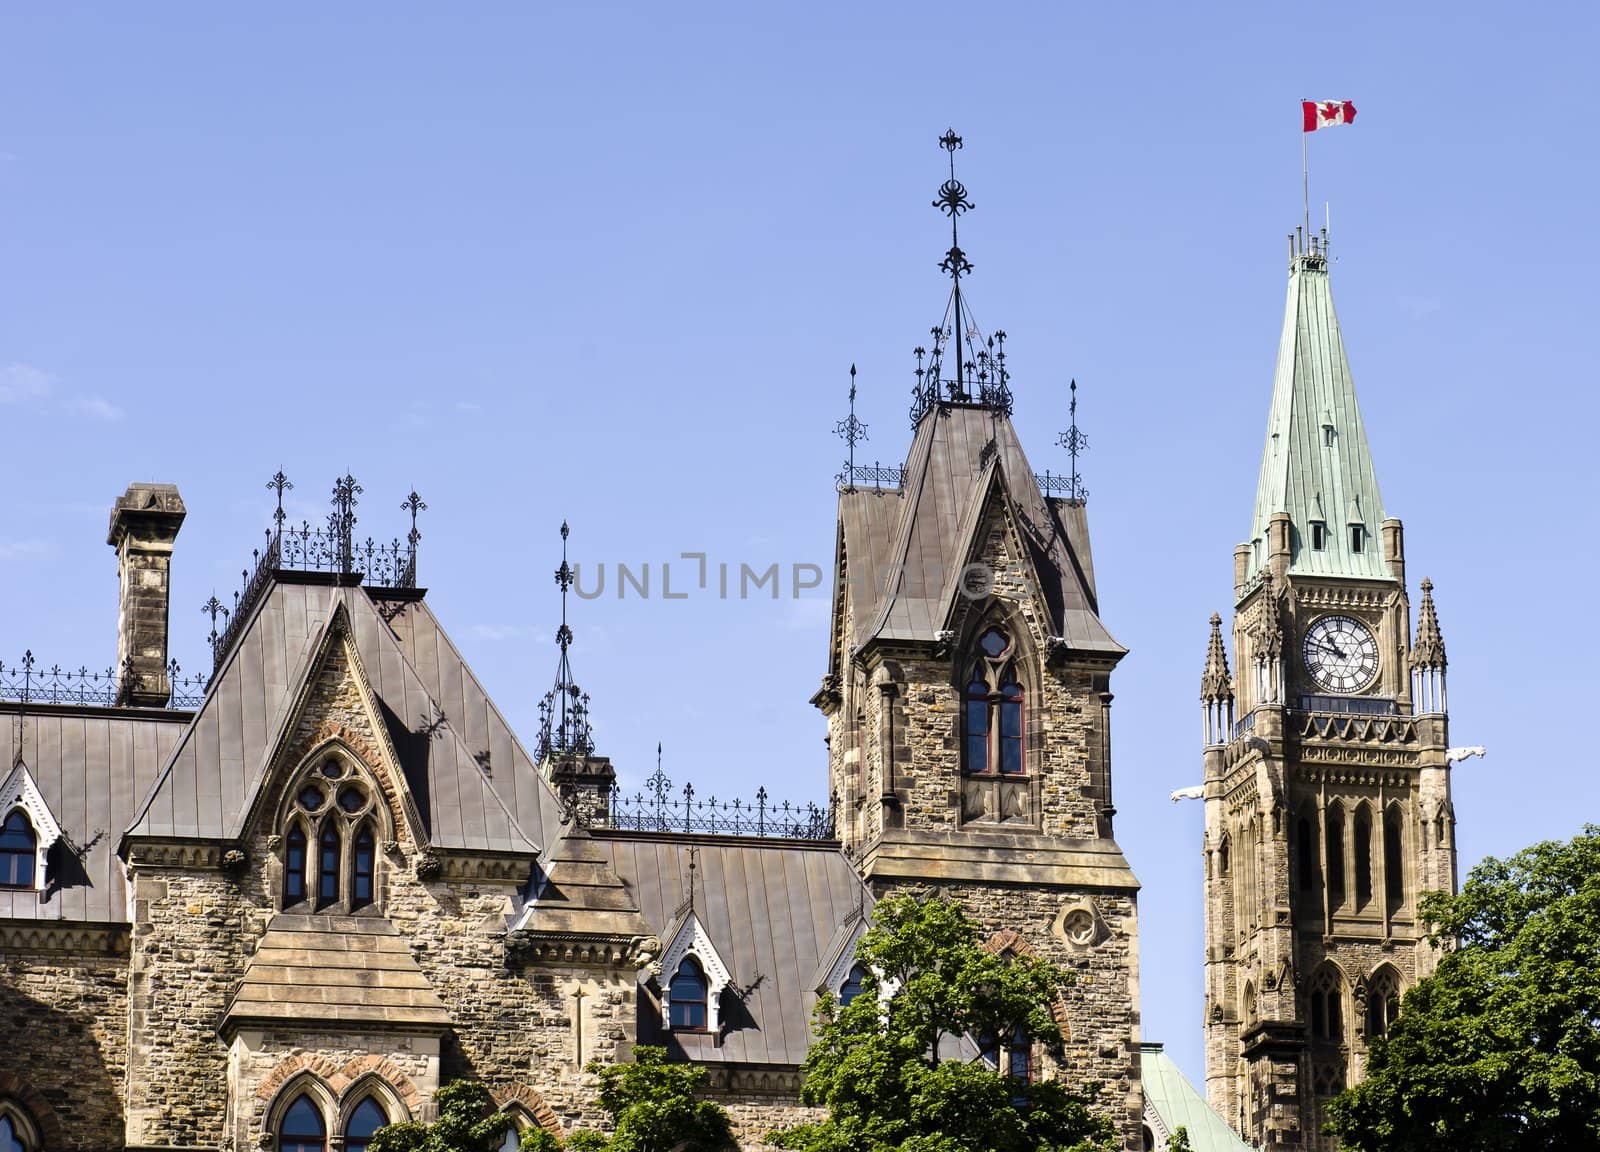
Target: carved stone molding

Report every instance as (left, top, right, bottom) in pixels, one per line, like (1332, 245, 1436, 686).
(0, 921, 129, 955)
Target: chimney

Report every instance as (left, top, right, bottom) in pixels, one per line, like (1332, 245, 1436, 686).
(107, 483, 186, 707)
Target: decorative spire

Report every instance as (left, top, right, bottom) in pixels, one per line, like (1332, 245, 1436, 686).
(910, 130, 1011, 426)
(1201, 613, 1234, 702)
(537, 521, 595, 761)
(1057, 379, 1089, 503)
(1409, 578, 1447, 670)
(834, 364, 869, 489)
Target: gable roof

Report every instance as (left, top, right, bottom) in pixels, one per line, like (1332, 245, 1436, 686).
(596, 833, 870, 1067)
(1248, 252, 1392, 581)
(124, 578, 553, 857)
(839, 405, 1122, 657)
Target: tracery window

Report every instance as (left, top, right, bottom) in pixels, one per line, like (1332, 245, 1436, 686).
(962, 627, 1025, 776)
(1309, 965, 1345, 1046)
(343, 1097, 387, 1152)
(278, 1094, 325, 1152)
(0, 810, 36, 889)
(669, 956, 709, 1031)
(282, 754, 381, 913)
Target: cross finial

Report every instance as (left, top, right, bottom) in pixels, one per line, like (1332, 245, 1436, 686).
(267, 470, 293, 530)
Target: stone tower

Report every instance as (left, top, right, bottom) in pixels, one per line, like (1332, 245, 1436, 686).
(1200, 234, 1459, 1148)
(814, 131, 1143, 1147)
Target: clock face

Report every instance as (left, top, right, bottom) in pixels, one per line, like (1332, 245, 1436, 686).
(1302, 615, 1380, 693)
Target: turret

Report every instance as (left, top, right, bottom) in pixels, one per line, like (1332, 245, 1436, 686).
(1200, 614, 1233, 746)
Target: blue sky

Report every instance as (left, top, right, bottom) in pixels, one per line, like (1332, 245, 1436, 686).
(2, 3, 1595, 1084)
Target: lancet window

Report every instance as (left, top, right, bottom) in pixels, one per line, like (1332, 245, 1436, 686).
(1366, 967, 1403, 1041)
(343, 1097, 387, 1152)
(281, 753, 383, 914)
(962, 627, 1026, 776)
(1309, 964, 1345, 1046)
(0, 811, 36, 890)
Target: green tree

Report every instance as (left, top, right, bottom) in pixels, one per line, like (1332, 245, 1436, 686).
(368, 1081, 513, 1152)
(770, 893, 1116, 1152)
(1325, 825, 1600, 1150)
(1165, 1126, 1193, 1152)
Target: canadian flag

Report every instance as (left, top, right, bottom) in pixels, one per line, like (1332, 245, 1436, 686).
(1303, 100, 1357, 132)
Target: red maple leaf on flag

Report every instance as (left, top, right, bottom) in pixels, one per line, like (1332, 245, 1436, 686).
(1320, 102, 1341, 122)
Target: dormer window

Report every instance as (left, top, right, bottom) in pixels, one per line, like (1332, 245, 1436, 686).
(1310, 521, 1328, 551)
(1349, 524, 1366, 553)
(1323, 424, 1335, 447)
(962, 627, 1026, 776)
(669, 957, 710, 1031)
(0, 811, 37, 890)
(838, 964, 868, 1007)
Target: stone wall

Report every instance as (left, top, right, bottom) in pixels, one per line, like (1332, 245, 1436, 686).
(0, 946, 128, 1150)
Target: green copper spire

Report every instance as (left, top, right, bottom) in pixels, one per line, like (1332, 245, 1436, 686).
(1248, 238, 1391, 581)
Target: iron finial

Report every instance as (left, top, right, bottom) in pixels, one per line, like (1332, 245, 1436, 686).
(537, 520, 594, 761)
(834, 364, 869, 488)
(1057, 378, 1090, 502)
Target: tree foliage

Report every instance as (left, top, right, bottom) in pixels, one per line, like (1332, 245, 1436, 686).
(368, 1081, 513, 1152)
(770, 893, 1116, 1152)
(1325, 825, 1600, 1150)
(368, 1047, 733, 1152)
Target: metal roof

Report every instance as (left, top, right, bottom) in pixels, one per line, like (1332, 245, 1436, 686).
(124, 578, 557, 857)
(839, 404, 1122, 656)
(597, 833, 871, 1067)
(0, 704, 186, 923)
(1249, 253, 1392, 582)
(1141, 1043, 1253, 1151)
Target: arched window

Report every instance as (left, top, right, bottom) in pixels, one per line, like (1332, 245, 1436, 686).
(1326, 805, 1346, 910)
(498, 1125, 522, 1152)
(283, 753, 383, 914)
(0, 810, 36, 889)
(284, 823, 308, 904)
(1243, 981, 1257, 1026)
(839, 963, 867, 1007)
(1296, 815, 1318, 892)
(1309, 965, 1344, 1045)
(352, 824, 376, 909)
(0, 1116, 20, 1152)
(669, 956, 709, 1031)
(278, 1094, 325, 1152)
(961, 627, 1026, 777)
(1217, 834, 1230, 877)
(1366, 967, 1403, 1041)
(343, 1097, 387, 1152)
(0, 1107, 36, 1152)
(1354, 806, 1373, 909)
(1384, 808, 1405, 912)
(317, 825, 341, 908)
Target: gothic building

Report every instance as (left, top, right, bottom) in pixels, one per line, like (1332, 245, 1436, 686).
(1199, 232, 1460, 1148)
(0, 134, 1172, 1152)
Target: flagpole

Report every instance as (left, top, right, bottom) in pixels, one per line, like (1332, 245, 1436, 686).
(1302, 103, 1310, 242)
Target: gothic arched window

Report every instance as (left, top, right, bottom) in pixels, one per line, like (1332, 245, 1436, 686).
(352, 824, 376, 910)
(1354, 805, 1374, 909)
(0, 810, 36, 889)
(282, 754, 383, 914)
(1309, 965, 1345, 1046)
(962, 627, 1026, 776)
(0, 1103, 38, 1152)
(1366, 967, 1403, 1041)
(278, 1095, 325, 1152)
(1325, 805, 1346, 910)
(343, 1098, 387, 1152)
(839, 964, 868, 1007)
(669, 956, 709, 1031)
(1383, 807, 1406, 913)
(978, 1027, 1032, 1082)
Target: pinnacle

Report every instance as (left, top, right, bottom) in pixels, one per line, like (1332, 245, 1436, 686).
(1410, 577, 1447, 670)
(1201, 613, 1233, 702)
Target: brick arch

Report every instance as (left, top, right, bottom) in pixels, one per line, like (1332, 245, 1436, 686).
(0, 1072, 64, 1150)
(983, 929, 1072, 1043)
(334, 1055, 424, 1114)
(492, 1084, 562, 1135)
(256, 1054, 343, 1100)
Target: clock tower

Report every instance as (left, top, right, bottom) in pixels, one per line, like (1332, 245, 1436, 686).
(1199, 233, 1460, 1148)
